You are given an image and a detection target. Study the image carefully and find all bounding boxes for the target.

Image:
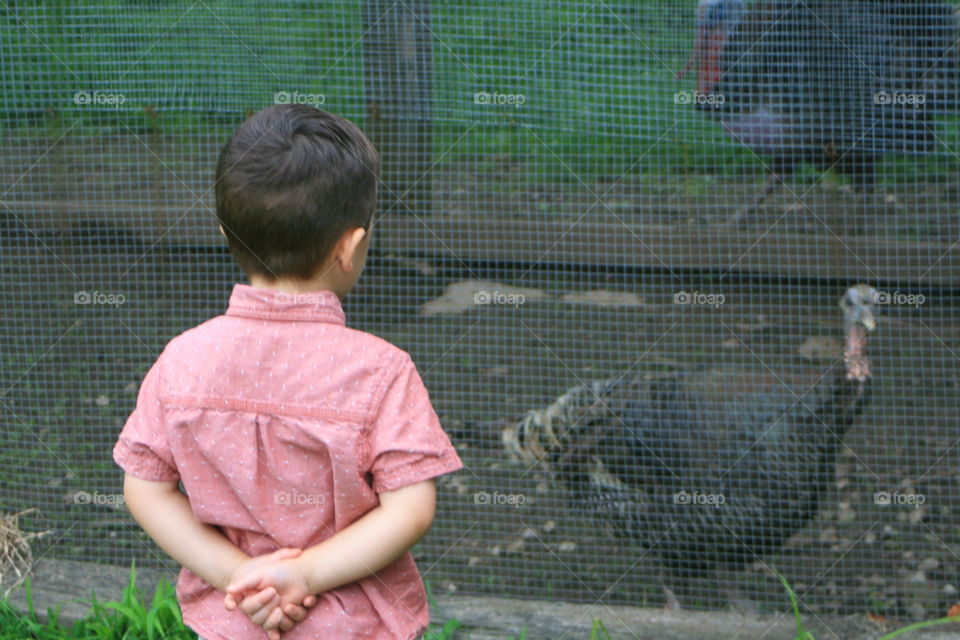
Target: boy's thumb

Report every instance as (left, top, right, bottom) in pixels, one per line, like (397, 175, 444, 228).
(226, 572, 263, 594)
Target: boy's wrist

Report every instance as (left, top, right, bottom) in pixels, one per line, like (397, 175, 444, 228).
(218, 553, 253, 592)
(291, 552, 319, 595)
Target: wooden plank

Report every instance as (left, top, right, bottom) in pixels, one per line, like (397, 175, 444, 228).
(9, 559, 946, 640)
(5, 201, 957, 284)
(374, 216, 960, 285)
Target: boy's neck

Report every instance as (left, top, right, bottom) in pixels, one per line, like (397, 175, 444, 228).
(248, 269, 350, 299)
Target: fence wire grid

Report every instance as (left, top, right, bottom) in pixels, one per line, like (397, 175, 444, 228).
(2, 0, 960, 623)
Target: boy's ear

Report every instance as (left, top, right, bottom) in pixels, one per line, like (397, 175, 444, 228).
(335, 227, 368, 272)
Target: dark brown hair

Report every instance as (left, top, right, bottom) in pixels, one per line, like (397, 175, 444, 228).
(215, 104, 379, 281)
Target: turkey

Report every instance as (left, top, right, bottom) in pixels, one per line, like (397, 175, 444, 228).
(505, 284, 878, 609)
(678, 0, 959, 224)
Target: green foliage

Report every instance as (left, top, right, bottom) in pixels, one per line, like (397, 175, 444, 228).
(776, 571, 815, 640)
(776, 571, 960, 640)
(0, 566, 461, 640)
(588, 619, 612, 640)
(0, 564, 194, 639)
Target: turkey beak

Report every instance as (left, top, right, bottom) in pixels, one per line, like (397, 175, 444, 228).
(859, 308, 877, 332)
(849, 304, 877, 333)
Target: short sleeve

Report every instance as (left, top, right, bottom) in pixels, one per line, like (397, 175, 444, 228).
(366, 352, 463, 493)
(112, 358, 180, 482)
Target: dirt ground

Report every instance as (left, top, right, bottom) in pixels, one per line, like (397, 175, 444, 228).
(2, 131, 960, 624)
(2, 227, 959, 625)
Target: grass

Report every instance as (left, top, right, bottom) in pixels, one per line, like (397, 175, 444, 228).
(0, 564, 616, 639)
(0, 564, 430, 639)
(776, 572, 960, 640)
(7, 565, 957, 639)
(0, 565, 194, 640)
(3, 0, 957, 189)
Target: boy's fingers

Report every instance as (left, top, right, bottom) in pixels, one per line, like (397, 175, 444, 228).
(277, 613, 296, 631)
(240, 587, 278, 617)
(262, 605, 285, 631)
(227, 573, 264, 594)
(226, 576, 258, 594)
(282, 602, 307, 622)
(303, 594, 318, 608)
(248, 598, 279, 627)
(223, 592, 237, 611)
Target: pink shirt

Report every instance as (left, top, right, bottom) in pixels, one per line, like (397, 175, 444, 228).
(113, 284, 463, 640)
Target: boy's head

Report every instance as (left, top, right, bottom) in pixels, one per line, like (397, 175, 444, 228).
(215, 104, 379, 284)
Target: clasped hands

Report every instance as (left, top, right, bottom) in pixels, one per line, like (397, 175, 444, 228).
(223, 548, 316, 640)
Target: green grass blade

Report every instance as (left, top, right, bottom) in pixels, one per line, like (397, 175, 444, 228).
(877, 615, 960, 639)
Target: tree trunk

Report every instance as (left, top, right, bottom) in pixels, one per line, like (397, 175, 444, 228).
(362, 0, 433, 218)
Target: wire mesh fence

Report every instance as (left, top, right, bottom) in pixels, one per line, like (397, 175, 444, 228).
(2, 0, 960, 623)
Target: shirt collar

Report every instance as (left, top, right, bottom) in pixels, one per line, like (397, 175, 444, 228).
(225, 284, 346, 325)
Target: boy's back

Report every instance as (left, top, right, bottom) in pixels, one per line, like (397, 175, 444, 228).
(114, 105, 462, 640)
(116, 285, 461, 639)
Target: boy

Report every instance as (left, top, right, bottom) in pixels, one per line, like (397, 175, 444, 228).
(114, 104, 463, 640)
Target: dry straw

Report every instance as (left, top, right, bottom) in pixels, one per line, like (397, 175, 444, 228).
(0, 508, 51, 597)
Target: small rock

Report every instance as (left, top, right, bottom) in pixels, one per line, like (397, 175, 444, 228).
(919, 557, 940, 572)
(95, 394, 109, 406)
(468, 557, 482, 567)
(398, 257, 437, 277)
(735, 315, 767, 332)
(536, 481, 548, 494)
(444, 476, 470, 495)
(944, 584, 957, 595)
(506, 538, 526, 554)
(489, 545, 501, 556)
(124, 382, 138, 394)
(542, 520, 556, 533)
(556, 541, 576, 552)
(721, 338, 741, 349)
(836, 502, 856, 522)
(521, 527, 537, 539)
(907, 603, 926, 620)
